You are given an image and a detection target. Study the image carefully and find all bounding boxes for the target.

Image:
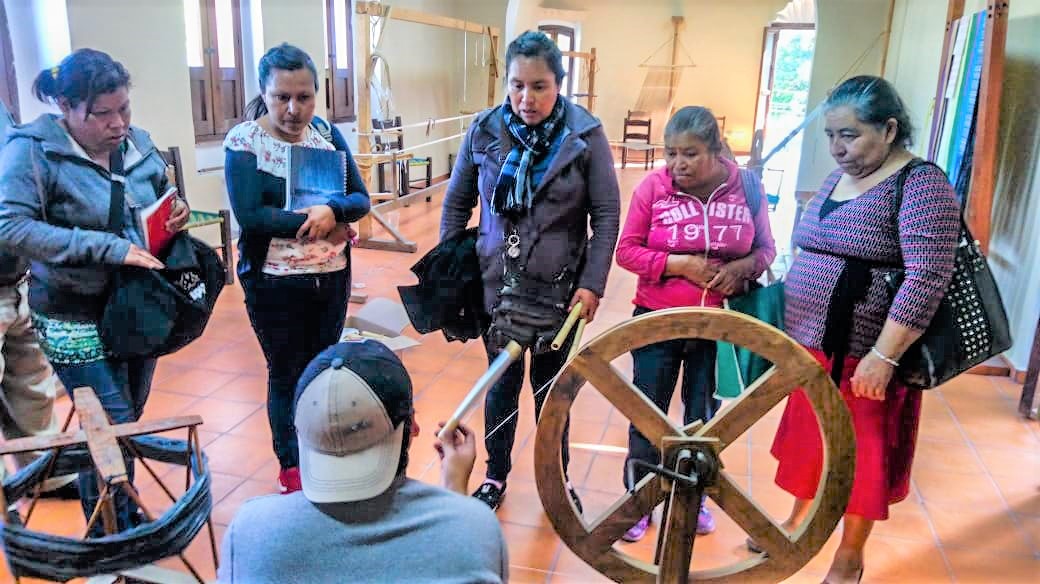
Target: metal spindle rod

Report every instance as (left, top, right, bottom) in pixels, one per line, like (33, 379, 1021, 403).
(437, 340, 524, 441)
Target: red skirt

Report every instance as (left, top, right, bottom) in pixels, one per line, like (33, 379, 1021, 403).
(770, 348, 921, 520)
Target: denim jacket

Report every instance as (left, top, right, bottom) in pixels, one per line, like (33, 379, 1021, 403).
(440, 100, 621, 313)
(0, 114, 169, 319)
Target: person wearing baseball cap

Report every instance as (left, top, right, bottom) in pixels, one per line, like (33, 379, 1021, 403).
(217, 339, 507, 583)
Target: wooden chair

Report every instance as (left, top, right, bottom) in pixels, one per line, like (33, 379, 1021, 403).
(372, 116, 433, 198)
(620, 110, 654, 170)
(159, 146, 235, 284)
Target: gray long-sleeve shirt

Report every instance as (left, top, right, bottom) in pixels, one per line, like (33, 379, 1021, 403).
(218, 478, 508, 584)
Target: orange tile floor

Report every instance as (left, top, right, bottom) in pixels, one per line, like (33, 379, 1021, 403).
(3, 168, 1039, 583)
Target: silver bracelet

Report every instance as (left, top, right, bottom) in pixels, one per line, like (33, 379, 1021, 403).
(870, 346, 900, 367)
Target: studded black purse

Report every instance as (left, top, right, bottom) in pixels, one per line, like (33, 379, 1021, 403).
(883, 160, 1011, 389)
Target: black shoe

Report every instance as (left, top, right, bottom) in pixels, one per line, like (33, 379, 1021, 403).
(568, 486, 583, 514)
(38, 482, 80, 500)
(472, 481, 507, 511)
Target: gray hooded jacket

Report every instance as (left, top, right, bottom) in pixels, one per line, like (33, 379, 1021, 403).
(0, 99, 27, 285)
(0, 114, 169, 319)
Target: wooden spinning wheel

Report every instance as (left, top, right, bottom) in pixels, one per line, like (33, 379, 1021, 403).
(535, 308, 856, 583)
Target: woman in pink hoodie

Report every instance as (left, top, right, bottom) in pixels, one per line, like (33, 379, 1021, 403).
(615, 106, 776, 542)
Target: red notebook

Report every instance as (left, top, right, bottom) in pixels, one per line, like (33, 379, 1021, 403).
(139, 187, 178, 256)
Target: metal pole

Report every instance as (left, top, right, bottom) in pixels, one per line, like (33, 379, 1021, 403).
(437, 341, 524, 441)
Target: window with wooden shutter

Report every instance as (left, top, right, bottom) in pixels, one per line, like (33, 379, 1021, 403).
(0, 2, 19, 123)
(538, 24, 578, 99)
(325, 0, 355, 123)
(185, 0, 245, 141)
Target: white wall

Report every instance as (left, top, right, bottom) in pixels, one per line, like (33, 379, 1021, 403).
(884, 0, 1040, 371)
(260, 0, 328, 120)
(506, 0, 789, 153)
(64, 0, 228, 230)
(884, 0, 947, 158)
(3, 0, 65, 123)
(794, 0, 889, 192)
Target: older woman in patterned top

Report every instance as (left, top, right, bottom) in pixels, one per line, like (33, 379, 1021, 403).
(764, 76, 959, 583)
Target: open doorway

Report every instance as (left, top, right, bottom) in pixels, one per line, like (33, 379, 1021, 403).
(755, 25, 815, 161)
(753, 23, 815, 256)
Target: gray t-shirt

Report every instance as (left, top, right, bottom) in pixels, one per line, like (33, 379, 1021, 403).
(218, 478, 508, 583)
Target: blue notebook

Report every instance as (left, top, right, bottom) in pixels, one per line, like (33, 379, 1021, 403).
(284, 145, 347, 211)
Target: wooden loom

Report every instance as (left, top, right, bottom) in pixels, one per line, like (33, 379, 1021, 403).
(534, 308, 855, 583)
(352, 1, 501, 255)
(562, 48, 598, 114)
(928, 0, 1009, 254)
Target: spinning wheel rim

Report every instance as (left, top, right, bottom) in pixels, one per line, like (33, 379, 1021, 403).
(534, 307, 855, 583)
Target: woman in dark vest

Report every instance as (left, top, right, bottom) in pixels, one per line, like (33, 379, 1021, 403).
(440, 31, 621, 512)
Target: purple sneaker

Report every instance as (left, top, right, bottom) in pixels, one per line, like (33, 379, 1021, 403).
(622, 515, 651, 542)
(696, 505, 716, 535)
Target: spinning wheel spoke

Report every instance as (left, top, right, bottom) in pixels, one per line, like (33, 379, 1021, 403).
(697, 366, 792, 447)
(535, 308, 854, 584)
(713, 472, 797, 558)
(571, 350, 684, 444)
(581, 475, 665, 555)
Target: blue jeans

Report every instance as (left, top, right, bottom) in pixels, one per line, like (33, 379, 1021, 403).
(54, 356, 156, 535)
(482, 335, 571, 482)
(242, 270, 348, 470)
(624, 306, 719, 489)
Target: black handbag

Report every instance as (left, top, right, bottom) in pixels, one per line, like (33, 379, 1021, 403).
(99, 148, 225, 359)
(885, 160, 1012, 389)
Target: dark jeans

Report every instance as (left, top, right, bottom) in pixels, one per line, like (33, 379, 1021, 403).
(54, 356, 157, 536)
(482, 335, 571, 482)
(242, 270, 348, 470)
(624, 306, 719, 489)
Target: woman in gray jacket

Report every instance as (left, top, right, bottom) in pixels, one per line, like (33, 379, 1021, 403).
(440, 31, 620, 511)
(0, 49, 190, 533)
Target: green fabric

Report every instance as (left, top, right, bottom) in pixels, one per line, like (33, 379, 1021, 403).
(184, 210, 223, 229)
(715, 282, 785, 399)
(31, 312, 107, 365)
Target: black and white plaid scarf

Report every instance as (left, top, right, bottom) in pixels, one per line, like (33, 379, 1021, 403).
(492, 95, 566, 216)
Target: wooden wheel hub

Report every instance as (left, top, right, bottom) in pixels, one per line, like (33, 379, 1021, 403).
(534, 307, 856, 583)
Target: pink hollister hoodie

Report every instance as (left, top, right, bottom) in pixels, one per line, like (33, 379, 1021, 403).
(616, 158, 777, 309)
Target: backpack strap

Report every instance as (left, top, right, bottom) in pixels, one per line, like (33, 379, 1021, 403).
(738, 167, 762, 217)
(108, 147, 126, 234)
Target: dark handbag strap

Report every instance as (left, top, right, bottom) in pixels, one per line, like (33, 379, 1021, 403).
(892, 158, 971, 244)
(797, 159, 934, 383)
(108, 147, 126, 234)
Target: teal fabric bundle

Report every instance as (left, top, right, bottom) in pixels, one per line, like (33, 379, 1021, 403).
(715, 281, 785, 399)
